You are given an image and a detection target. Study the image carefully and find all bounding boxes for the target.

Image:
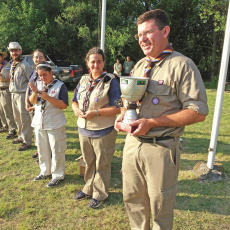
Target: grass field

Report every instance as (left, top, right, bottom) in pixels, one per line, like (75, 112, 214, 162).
(0, 88, 230, 230)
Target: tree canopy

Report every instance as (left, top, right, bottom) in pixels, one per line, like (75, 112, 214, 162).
(0, 0, 228, 79)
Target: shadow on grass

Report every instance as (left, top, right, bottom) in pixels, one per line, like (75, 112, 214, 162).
(176, 178, 230, 215)
(181, 137, 230, 155)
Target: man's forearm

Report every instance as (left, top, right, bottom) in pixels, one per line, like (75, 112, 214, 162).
(149, 109, 206, 128)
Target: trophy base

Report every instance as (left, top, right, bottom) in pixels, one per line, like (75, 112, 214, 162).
(116, 121, 138, 133)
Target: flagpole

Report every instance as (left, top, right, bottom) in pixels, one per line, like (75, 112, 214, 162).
(207, 0, 230, 169)
(100, 0, 106, 51)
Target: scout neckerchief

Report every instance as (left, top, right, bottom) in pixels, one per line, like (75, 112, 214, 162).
(32, 71, 39, 83)
(10, 57, 24, 81)
(41, 78, 58, 113)
(144, 43, 173, 78)
(137, 43, 173, 105)
(82, 71, 107, 112)
(0, 60, 7, 72)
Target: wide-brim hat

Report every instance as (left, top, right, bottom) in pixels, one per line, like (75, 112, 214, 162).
(8, 42, 22, 51)
(0, 51, 7, 58)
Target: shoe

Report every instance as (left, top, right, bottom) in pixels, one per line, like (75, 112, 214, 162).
(12, 138, 23, 144)
(34, 174, 49, 181)
(0, 127, 8, 133)
(18, 143, 32, 151)
(32, 152, 38, 159)
(46, 179, 61, 187)
(88, 198, 103, 209)
(73, 191, 91, 200)
(6, 130, 17, 139)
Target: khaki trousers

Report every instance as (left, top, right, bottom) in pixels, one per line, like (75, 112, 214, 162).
(0, 102, 7, 128)
(0, 89, 16, 133)
(11, 93, 32, 145)
(79, 129, 117, 201)
(122, 134, 181, 230)
(35, 125, 66, 180)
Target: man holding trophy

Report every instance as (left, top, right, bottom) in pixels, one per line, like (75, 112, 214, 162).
(115, 9, 209, 230)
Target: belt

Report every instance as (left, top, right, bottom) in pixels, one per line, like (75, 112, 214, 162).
(135, 136, 174, 143)
(0, 87, 9, 90)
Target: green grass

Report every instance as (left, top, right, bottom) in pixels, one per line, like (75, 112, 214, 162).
(0, 88, 230, 229)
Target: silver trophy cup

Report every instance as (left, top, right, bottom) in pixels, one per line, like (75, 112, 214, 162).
(116, 76, 149, 133)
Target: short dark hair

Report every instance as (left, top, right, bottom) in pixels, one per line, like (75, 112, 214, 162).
(137, 9, 169, 29)
(85, 47, 105, 63)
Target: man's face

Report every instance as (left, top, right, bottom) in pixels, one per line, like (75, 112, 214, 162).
(127, 56, 130, 62)
(137, 19, 168, 58)
(10, 49, 22, 61)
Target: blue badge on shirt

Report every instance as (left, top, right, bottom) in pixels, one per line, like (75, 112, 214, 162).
(77, 93, 80, 100)
(5, 67, 10, 70)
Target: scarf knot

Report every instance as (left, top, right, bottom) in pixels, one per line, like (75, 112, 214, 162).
(144, 43, 173, 78)
(82, 71, 107, 112)
(41, 79, 58, 113)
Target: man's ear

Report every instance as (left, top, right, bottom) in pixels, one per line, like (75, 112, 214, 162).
(163, 26, 170, 38)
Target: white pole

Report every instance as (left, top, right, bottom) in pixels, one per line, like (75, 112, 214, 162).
(100, 0, 106, 51)
(207, 0, 230, 169)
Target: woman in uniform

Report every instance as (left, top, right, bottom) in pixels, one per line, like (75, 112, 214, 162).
(29, 62, 68, 187)
(72, 47, 121, 208)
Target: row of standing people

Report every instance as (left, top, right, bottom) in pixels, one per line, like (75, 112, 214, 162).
(0, 8, 210, 230)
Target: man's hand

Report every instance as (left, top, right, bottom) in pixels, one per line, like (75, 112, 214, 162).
(0, 74, 3, 82)
(114, 113, 125, 131)
(129, 118, 153, 136)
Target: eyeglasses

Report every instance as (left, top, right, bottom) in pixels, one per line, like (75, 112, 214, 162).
(134, 29, 159, 40)
(34, 56, 45, 59)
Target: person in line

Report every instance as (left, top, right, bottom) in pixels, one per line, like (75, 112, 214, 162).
(0, 50, 17, 139)
(8, 42, 33, 151)
(72, 47, 121, 208)
(123, 56, 134, 76)
(29, 62, 68, 187)
(115, 9, 209, 230)
(113, 58, 122, 76)
(25, 49, 46, 160)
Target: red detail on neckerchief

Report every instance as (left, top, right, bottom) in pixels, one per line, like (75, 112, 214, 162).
(144, 43, 173, 78)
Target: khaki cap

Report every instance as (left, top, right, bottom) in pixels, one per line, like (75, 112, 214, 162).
(8, 42, 22, 50)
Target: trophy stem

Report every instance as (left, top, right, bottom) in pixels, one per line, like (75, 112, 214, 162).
(123, 109, 138, 124)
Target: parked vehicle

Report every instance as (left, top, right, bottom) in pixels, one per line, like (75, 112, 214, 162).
(22, 54, 83, 86)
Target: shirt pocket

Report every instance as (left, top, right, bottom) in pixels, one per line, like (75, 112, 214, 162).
(139, 84, 173, 118)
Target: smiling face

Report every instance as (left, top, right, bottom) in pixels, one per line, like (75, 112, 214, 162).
(137, 19, 170, 58)
(37, 69, 53, 85)
(33, 51, 46, 66)
(87, 54, 105, 79)
(10, 49, 22, 62)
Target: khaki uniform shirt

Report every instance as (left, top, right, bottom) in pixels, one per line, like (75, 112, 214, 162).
(77, 73, 117, 130)
(0, 62, 11, 88)
(9, 59, 32, 93)
(132, 51, 209, 137)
